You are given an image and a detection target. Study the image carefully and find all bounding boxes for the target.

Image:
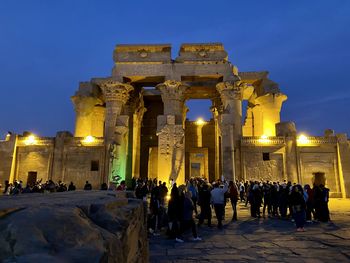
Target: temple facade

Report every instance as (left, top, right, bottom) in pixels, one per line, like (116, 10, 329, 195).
(1, 43, 350, 197)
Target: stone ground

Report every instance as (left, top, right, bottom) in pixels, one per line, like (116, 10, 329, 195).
(149, 199, 350, 263)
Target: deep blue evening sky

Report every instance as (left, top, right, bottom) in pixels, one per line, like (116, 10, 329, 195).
(1, 0, 349, 138)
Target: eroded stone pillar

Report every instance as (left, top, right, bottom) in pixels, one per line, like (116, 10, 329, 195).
(91, 106, 105, 137)
(98, 79, 134, 183)
(71, 96, 100, 137)
(156, 80, 188, 184)
(132, 97, 146, 179)
(216, 81, 244, 182)
(254, 93, 287, 136)
(210, 103, 221, 181)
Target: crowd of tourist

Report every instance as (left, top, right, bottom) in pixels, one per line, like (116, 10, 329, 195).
(131, 177, 331, 242)
(242, 180, 331, 231)
(1, 179, 128, 194)
(2, 175, 332, 240)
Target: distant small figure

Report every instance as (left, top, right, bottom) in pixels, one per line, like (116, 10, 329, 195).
(3, 180, 9, 194)
(68, 182, 76, 191)
(100, 182, 108, 190)
(116, 180, 126, 191)
(84, 181, 92, 190)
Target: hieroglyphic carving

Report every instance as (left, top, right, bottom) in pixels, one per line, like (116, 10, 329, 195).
(244, 152, 283, 182)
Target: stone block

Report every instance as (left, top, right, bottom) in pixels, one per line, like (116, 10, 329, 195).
(114, 44, 171, 63)
(276, 122, 296, 137)
(176, 43, 228, 63)
(0, 191, 148, 263)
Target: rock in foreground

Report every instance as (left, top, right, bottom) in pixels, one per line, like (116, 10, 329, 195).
(0, 191, 148, 263)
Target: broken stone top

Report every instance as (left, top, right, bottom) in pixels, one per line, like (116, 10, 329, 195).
(113, 42, 228, 64)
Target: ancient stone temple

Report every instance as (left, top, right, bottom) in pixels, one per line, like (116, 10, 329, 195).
(1, 43, 350, 197)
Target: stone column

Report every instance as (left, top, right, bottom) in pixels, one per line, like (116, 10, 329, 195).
(98, 79, 134, 184)
(254, 93, 287, 136)
(99, 79, 133, 142)
(132, 97, 147, 180)
(216, 81, 244, 182)
(71, 96, 100, 137)
(91, 106, 105, 137)
(156, 80, 188, 184)
(210, 104, 222, 181)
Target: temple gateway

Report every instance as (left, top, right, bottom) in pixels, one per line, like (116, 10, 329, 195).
(1, 43, 350, 197)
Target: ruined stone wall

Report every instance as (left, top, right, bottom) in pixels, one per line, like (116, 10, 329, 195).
(242, 146, 285, 182)
(298, 145, 341, 197)
(61, 145, 105, 190)
(15, 145, 53, 185)
(0, 133, 106, 190)
(0, 138, 16, 186)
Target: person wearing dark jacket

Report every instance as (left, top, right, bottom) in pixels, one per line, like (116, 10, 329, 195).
(228, 181, 239, 221)
(198, 183, 212, 227)
(167, 184, 183, 242)
(180, 191, 202, 241)
(290, 184, 306, 232)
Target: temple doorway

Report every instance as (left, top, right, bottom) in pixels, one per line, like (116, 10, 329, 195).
(27, 171, 37, 186)
(313, 172, 326, 186)
(185, 99, 216, 181)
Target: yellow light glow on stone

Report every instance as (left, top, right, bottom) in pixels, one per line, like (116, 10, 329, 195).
(258, 134, 270, 144)
(297, 134, 309, 145)
(82, 135, 95, 144)
(24, 135, 36, 145)
(166, 194, 171, 201)
(196, 117, 205, 125)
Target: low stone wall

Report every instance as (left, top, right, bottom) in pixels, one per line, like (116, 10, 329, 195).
(0, 191, 148, 263)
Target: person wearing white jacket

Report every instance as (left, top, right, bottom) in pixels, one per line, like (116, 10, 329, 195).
(211, 181, 228, 229)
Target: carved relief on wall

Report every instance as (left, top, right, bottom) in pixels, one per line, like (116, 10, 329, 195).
(244, 152, 283, 182)
(157, 125, 172, 158)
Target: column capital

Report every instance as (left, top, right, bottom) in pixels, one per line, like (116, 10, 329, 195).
(97, 78, 134, 103)
(71, 95, 100, 115)
(156, 80, 189, 102)
(216, 81, 243, 101)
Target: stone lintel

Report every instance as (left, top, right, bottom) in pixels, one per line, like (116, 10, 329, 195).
(114, 44, 171, 63)
(238, 71, 269, 81)
(176, 43, 228, 63)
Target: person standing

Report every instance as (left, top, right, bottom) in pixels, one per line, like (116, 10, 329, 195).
(181, 191, 202, 241)
(198, 183, 212, 227)
(290, 185, 306, 232)
(187, 179, 198, 215)
(167, 185, 183, 242)
(211, 180, 228, 229)
(228, 181, 239, 221)
(83, 181, 92, 190)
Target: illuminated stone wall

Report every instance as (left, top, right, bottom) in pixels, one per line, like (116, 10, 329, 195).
(15, 146, 53, 184)
(0, 136, 17, 185)
(241, 145, 285, 182)
(0, 133, 105, 190)
(241, 135, 349, 197)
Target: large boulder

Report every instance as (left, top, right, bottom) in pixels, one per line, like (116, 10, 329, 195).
(0, 191, 148, 263)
